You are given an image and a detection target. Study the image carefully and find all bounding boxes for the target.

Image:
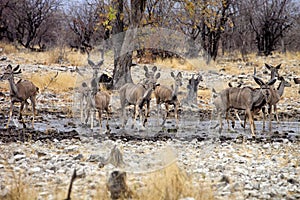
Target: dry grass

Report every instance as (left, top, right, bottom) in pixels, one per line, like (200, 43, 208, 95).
(0, 42, 88, 66)
(0, 156, 38, 200)
(0, 42, 18, 54)
(93, 163, 214, 200)
(66, 51, 88, 66)
(133, 163, 214, 200)
(28, 71, 77, 93)
(154, 57, 215, 72)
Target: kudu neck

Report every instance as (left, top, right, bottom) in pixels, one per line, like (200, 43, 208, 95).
(277, 80, 285, 97)
(172, 83, 180, 99)
(8, 75, 19, 96)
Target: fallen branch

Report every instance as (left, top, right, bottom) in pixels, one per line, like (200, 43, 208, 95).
(65, 168, 77, 200)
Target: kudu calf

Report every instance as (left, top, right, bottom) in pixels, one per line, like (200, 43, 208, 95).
(154, 71, 183, 127)
(212, 72, 276, 137)
(119, 66, 160, 129)
(0, 64, 39, 128)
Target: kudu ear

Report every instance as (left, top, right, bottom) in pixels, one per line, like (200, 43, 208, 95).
(170, 71, 175, 78)
(155, 72, 161, 79)
(276, 64, 281, 69)
(82, 82, 88, 87)
(152, 66, 157, 72)
(265, 63, 271, 70)
(197, 74, 203, 81)
(14, 69, 22, 74)
(144, 65, 149, 72)
(253, 76, 265, 86)
(144, 65, 150, 78)
(6, 64, 12, 70)
(267, 78, 276, 86)
(177, 72, 182, 78)
(212, 88, 218, 95)
(13, 65, 20, 72)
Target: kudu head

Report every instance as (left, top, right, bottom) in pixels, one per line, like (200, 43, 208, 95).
(265, 63, 281, 79)
(278, 76, 291, 88)
(0, 64, 22, 81)
(143, 65, 161, 89)
(253, 67, 277, 103)
(87, 51, 104, 95)
(171, 71, 183, 87)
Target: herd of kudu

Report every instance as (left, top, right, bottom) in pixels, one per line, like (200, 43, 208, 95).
(0, 55, 299, 137)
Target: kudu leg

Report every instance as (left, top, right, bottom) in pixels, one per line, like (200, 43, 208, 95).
(6, 103, 14, 128)
(218, 112, 224, 134)
(105, 109, 110, 131)
(246, 109, 255, 137)
(98, 110, 102, 132)
(268, 106, 272, 133)
(161, 104, 169, 126)
(19, 102, 26, 127)
(132, 105, 139, 129)
(262, 106, 266, 131)
(30, 96, 36, 128)
(225, 111, 235, 130)
(234, 110, 244, 128)
(174, 104, 179, 128)
(156, 103, 161, 125)
(274, 105, 279, 123)
(143, 102, 150, 126)
(90, 110, 94, 129)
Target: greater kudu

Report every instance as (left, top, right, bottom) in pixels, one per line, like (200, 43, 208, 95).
(119, 66, 160, 129)
(212, 72, 276, 137)
(154, 71, 183, 127)
(0, 64, 39, 128)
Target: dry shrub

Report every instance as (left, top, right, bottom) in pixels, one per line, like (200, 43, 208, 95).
(0, 156, 38, 200)
(0, 42, 18, 54)
(29, 71, 76, 93)
(154, 57, 194, 71)
(2, 174, 38, 200)
(66, 50, 88, 66)
(134, 163, 214, 200)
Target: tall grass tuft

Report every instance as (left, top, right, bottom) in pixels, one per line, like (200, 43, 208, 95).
(134, 163, 214, 200)
(0, 156, 38, 200)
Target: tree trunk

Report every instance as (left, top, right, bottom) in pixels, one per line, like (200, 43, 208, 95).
(112, 0, 146, 89)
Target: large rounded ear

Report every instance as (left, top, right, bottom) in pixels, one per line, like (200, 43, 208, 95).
(144, 65, 149, 73)
(265, 63, 271, 70)
(82, 82, 88, 87)
(6, 64, 12, 70)
(253, 76, 265, 86)
(152, 66, 157, 72)
(155, 72, 161, 79)
(13, 65, 20, 72)
(177, 72, 182, 78)
(267, 78, 276, 86)
(14, 69, 22, 74)
(276, 64, 281, 69)
(197, 74, 203, 81)
(170, 71, 175, 78)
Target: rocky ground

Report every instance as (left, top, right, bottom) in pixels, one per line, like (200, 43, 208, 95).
(0, 56, 299, 199)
